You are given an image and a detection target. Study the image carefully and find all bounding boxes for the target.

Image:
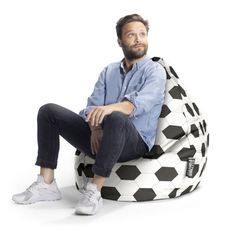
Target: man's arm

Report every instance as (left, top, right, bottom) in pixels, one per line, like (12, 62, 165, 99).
(123, 63, 166, 118)
(79, 67, 107, 120)
(81, 65, 134, 129)
(106, 100, 135, 115)
(85, 100, 135, 127)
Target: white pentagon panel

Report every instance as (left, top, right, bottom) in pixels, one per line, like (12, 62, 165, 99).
(118, 195, 136, 201)
(174, 161, 187, 174)
(153, 181, 175, 195)
(115, 180, 139, 196)
(158, 153, 181, 167)
(165, 112, 188, 127)
(166, 99, 184, 113)
(135, 159, 161, 173)
(172, 174, 185, 188)
(135, 174, 159, 188)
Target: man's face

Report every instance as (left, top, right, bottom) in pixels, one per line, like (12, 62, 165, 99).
(119, 21, 148, 61)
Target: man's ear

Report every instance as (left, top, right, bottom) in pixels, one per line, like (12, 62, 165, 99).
(117, 38, 122, 47)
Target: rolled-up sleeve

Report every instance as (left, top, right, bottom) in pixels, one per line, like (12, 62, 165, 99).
(123, 63, 166, 118)
(79, 67, 107, 119)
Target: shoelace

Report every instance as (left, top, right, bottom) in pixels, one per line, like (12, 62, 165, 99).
(83, 190, 97, 202)
(26, 181, 40, 192)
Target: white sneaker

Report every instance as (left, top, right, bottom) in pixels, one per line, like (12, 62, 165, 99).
(12, 175, 62, 204)
(75, 182, 103, 215)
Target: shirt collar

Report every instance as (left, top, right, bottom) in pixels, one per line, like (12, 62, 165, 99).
(120, 55, 150, 73)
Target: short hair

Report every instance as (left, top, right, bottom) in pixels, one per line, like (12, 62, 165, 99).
(116, 14, 149, 39)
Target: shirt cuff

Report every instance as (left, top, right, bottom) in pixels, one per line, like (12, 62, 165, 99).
(79, 106, 94, 120)
(122, 95, 137, 118)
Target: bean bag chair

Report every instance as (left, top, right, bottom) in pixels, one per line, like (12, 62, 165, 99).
(74, 57, 209, 201)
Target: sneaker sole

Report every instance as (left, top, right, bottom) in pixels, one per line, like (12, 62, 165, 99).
(75, 198, 103, 215)
(12, 196, 62, 205)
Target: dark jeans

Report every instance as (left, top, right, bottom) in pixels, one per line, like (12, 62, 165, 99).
(35, 103, 148, 177)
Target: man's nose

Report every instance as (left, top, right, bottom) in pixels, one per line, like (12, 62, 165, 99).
(135, 34, 141, 43)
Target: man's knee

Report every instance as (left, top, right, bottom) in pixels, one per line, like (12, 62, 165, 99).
(38, 103, 57, 118)
(103, 111, 128, 126)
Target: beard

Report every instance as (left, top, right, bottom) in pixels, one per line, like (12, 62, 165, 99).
(122, 44, 148, 61)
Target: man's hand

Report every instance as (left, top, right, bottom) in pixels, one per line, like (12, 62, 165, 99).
(90, 128, 103, 155)
(86, 106, 113, 126)
(86, 101, 134, 154)
(85, 101, 134, 126)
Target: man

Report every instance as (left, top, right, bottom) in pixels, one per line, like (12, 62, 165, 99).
(12, 14, 166, 215)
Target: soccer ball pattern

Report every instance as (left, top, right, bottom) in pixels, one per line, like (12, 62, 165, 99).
(74, 57, 209, 201)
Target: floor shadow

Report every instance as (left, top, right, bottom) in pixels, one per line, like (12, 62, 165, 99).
(29, 185, 131, 213)
(39, 185, 133, 223)
(21, 184, 202, 223)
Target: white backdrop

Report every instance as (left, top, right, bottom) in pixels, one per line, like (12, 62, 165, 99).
(0, 0, 235, 235)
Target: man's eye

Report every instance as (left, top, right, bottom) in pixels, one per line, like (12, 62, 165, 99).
(127, 33, 134, 38)
(140, 32, 146, 37)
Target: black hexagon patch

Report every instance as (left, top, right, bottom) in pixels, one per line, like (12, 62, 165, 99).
(160, 104, 171, 118)
(116, 165, 141, 180)
(169, 86, 182, 99)
(163, 125, 185, 139)
(134, 188, 156, 201)
(101, 186, 121, 201)
(155, 167, 178, 181)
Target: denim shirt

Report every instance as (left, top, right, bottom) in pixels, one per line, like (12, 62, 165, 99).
(79, 56, 166, 151)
